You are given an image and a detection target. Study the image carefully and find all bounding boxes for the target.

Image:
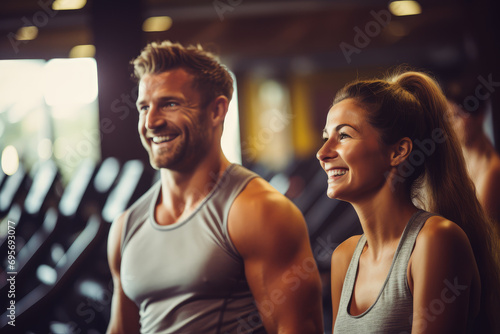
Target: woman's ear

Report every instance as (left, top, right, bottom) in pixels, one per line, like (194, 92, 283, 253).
(210, 95, 229, 127)
(390, 137, 413, 167)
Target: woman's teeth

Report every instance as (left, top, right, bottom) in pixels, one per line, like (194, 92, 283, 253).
(328, 169, 347, 177)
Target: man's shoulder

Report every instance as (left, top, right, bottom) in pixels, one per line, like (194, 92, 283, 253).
(229, 175, 305, 239)
(236, 176, 296, 213)
(228, 174, 310, 259)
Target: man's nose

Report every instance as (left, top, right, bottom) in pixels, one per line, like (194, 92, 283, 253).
(145, 106, 166, 130)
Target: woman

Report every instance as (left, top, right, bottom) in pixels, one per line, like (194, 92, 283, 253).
(317, 70, 500, 333)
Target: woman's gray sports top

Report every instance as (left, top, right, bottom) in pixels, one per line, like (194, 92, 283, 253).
(334, 210, 435, 334)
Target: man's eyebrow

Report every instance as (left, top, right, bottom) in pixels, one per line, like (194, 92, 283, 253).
(136, 95, 182, 107)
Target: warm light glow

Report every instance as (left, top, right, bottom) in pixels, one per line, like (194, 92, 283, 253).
(221, 72, 242, 164)
(52, 0, 86, 10)
(43, 58, 98, 106)
(15, 26, 38, 41)
(1, 145, 19, 176)
(38, 138, 53, 160)
(53, 137, 66, 159)
(142, 16, 173, 32)
(0, 60, 45, 123)
(69, 44, 96, 58)
(389, 1, 422, 16)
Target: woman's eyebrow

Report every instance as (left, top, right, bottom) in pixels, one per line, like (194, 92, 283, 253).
(335, 123, 359, 132)
(323, 123, 359, 136)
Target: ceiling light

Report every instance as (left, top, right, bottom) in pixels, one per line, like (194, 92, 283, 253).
(389, 1, 422, 16)
(142, 16, 173, 32)
(15, 26, 38, 41)
(52, 0, 87, 11)
(1, 145, 19, 176)
(69, 44, 96, 58)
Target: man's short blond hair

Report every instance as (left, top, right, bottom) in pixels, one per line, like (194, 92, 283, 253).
(132, 41, 233, 107)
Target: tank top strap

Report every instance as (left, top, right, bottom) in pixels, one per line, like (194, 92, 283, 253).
(207, 164, 260, 256)
(395, 210, 438, 273)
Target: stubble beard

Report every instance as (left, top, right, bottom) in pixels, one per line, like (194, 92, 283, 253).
(149, 128, 210, 172)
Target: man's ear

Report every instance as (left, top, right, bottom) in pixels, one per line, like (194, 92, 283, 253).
(210, 95, 229, 127)
(390, 137, 413, 167)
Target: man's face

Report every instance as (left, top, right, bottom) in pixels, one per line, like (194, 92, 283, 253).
(136, 68, 211, 171)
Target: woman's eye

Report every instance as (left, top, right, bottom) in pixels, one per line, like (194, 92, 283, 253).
(339, 132, 350, 140)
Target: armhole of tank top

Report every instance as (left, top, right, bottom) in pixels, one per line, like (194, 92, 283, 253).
(214, 270, 245, 334)
(222, 174, 258, 258)
(404, 211, 436, 296)
(119, 181, 161, 255)
(340, 235, 367, 317)
(119, 209, 133, 257)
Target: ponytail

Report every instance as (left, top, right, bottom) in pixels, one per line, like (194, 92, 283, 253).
(396, 71, 500, 331)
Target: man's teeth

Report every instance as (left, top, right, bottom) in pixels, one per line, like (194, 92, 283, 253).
(152, 135, 176, 143)
(328, 169, 347, 177)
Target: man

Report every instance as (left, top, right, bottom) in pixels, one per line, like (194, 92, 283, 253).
(447, 74, 500, 225)
(107, 41, 324, 334)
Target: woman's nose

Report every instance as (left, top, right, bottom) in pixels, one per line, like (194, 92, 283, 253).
(316, 139, 337, 163)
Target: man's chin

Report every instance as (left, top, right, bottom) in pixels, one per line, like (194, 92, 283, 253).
(150, 158, 190, 172)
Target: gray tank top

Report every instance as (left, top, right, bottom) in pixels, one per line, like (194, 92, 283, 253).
(334, 210, 435, 334)
(120, 164, 266, 334)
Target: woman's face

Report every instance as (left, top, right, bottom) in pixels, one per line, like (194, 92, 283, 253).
(316, 98, 392, 202)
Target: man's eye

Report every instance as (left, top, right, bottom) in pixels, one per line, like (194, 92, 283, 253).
(322, 137, 329, 143)
(166, 102, 179, 108)
(139, 106, 149, 112)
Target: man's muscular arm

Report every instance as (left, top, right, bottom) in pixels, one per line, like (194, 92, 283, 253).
(228, 178, 324, 334)
(107, 211, 141, 334)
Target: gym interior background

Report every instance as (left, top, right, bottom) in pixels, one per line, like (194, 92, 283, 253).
(0, 0, 499, 333)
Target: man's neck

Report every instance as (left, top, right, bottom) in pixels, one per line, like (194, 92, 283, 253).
(157, 153, 231, 223)
(462, 133, 495, 170)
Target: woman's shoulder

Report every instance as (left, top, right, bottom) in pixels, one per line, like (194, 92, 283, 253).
(413, 214, 476, 271)
(331, 235, 363, 271)
(418, 215, 469, 243)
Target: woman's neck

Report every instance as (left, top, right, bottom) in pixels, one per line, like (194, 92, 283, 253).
(351, 186, 418, 261)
